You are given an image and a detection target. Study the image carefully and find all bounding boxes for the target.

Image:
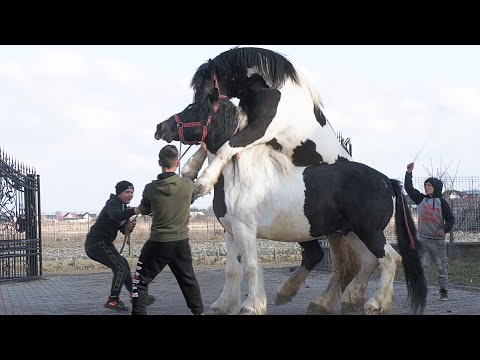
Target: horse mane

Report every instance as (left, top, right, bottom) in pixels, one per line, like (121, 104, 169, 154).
(191, 47, 325, 115)
(293, 65, 325, 110)
(191, 47, 299, 89)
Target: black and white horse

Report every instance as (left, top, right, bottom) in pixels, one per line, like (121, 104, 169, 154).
(161, 47, 366, 313)
(155, 97, 427, 315)
(188, 46, 353, 198)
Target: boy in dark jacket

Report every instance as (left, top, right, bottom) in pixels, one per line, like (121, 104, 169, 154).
(405, 163, 455, 300)
(85, 180, 139, 311)
(131, 145, 204, 315)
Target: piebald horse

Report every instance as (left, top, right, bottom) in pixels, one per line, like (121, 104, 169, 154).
(189, 46, 352, 198)
(155, 96, 427, 314)
(157, 46, 386, 313)
(162, 46, 365, 313)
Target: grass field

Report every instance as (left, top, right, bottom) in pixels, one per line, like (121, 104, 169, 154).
(445, 259, 480, 287)
(374, 258, 480, 289)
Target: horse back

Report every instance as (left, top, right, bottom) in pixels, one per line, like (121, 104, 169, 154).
(303, 162, 394, 237)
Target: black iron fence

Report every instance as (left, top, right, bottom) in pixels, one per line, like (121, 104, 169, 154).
(0, 148, 42, 282)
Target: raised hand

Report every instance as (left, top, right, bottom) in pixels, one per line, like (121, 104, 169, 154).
(407, 162, 414, 173)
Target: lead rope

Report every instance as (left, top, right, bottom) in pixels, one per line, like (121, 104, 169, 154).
(120, 214, 138, 255)
(401, 195, 416, 250)
(178, 143, 193, 175)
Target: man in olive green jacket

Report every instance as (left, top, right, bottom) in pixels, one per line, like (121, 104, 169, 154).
(131, 145, 204, 315)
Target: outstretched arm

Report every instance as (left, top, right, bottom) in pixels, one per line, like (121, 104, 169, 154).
(105, 200, 136, 223)
(404, 163, 424, 205)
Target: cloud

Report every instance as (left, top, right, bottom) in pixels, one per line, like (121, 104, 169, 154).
(1, 45, 479, 213)
(0, 47, 189, 212)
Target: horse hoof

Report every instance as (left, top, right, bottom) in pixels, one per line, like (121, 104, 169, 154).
(306, 300, 333, 315)
(275, 293, 294, 305)
(192, 191, 201, 202)
(210, 309, 227, 315)
(240, 306, 267, 315)
(341, 302, 362, 314)
(193, 184, 210, 199)
(363, 302, 384, 315)
(363, 308, 383, 315)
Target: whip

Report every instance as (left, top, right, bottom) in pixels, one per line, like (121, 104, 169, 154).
(412, 137, 430, 163)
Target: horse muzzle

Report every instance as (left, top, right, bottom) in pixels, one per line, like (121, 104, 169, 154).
(154, 131, 174, 142)
(154, 122, 169, 141)
(155, 119, 178, 142)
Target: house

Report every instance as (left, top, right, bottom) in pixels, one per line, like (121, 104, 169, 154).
(78, 212, 95, 222)
(443, 189, 466, 199)
(62, 212, 96, 222)
(63, 212, 79, 220)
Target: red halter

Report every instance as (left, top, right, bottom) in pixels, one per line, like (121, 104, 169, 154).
(174, 101, 220, 145)
(213, 73, 230, 100)
(174, 73, 229, 145)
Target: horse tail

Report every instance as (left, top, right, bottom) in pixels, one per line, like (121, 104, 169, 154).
(391, 179, 427, 314)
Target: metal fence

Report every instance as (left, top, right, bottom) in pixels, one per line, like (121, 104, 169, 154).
(38, 176, 479, 271)
(0, 148, 42, 282)
(401, 176, 480, 243)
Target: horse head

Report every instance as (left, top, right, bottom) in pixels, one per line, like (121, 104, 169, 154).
(191, 47, 299, 103)
(155, 97, 243, 154)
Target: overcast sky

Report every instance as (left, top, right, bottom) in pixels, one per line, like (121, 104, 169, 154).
(1, 45, 479, 213)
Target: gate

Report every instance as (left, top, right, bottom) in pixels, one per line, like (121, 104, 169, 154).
(0, 148, 42, 282)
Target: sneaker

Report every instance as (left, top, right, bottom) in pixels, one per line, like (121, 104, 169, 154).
(104, 297, 129, 312)
(129, 293, 156, 306)
(439, 288, 448, 300)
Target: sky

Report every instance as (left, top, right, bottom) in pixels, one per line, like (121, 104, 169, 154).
(1, 45, 479, 213)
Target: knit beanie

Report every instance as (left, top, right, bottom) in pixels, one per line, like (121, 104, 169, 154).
(115, 180, 134, 195)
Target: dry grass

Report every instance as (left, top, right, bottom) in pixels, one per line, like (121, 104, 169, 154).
(40, 216, 224, 249)
(39, 216, 480, 280)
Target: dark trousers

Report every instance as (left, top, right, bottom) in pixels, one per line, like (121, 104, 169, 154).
(85, 238, 133, 298)
(131, 239, 204, 315)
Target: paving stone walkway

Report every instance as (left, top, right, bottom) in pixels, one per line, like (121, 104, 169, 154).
(1, 266, 479, 315)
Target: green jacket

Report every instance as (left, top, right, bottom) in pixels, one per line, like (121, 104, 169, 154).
(139, 172, 193, 242)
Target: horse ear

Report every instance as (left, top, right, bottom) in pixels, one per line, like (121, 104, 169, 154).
(191, 60, 216, 99)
